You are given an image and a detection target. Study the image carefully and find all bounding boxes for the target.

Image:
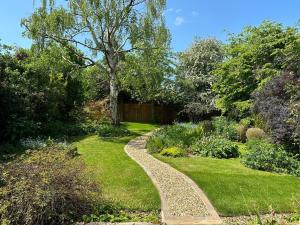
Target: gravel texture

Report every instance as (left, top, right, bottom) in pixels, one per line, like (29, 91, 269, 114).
(125, 134, 210, 218)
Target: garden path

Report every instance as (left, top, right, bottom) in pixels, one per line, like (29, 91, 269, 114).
(124, 132, 223, 225)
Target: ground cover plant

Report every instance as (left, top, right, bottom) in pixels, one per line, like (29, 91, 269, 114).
(0, 144, 99, 225)
(242, 139, 300, 176)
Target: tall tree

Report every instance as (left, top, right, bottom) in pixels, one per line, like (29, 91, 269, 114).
(22, 0, 169, 125)
(213, 21, 298, 118)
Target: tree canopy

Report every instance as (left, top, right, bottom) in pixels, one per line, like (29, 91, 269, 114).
(176, 38, 224, 121)
(22, 0, 170, 125)
(213, 21, 299, 118)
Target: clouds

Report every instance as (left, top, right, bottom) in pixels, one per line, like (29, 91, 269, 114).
(164, 7, 198, 26)
(164, 8, 185, 26)
(174, 16, 184, 26)
(192, 11, 199, 17)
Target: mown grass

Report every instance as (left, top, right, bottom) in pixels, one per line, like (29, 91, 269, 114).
(155, 155, 300, 216)
(75, 122, 160, 212)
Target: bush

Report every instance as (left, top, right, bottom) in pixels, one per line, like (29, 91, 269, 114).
(212, 116, 238, 140)
(95, 123, 131, 137)
(191, 136, 239, 158)
(84, 99, 111, 121)
(242, 140, 300, 176)
(160, 147, 186, 157)
(240, 117, 253, 128)
(246, 128, 267, 140)
(0, 146, 100, 225)
(201, 120, 213, 133)
(236, 124, 247, 142)
(253, 72, 300, 153)
(146, 123, 204, 153)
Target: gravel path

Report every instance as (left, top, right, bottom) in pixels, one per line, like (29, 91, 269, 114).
(125, 132, 222, 225)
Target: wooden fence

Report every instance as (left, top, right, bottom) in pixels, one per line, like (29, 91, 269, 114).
(119, 103, 177, 124)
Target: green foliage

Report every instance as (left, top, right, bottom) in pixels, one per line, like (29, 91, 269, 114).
(160, 147, 186, 157)
(213, 21, 299, 118)
(176, 38, 224, 121)
(23, 0, 171, 125)
(0, 146, 100, 225)
(146, 123, 204, 153)
(239, 117, 253, 128)
(119, 47, 175, 103)
(96, 123, 131, 137)
(0, 43, 86, 142)
(82, 199, 159, 223)
(201, 120, 213, 132)
(191, 136, 239, 159)
(246, 128, 267, 140)
(236, 124, 247, 142)
(242, 140, 300, 176)
(212, 116, 238, 140)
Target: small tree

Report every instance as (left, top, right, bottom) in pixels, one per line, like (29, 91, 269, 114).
(176, 38, 224, 121)
(22, 0, 169, 125)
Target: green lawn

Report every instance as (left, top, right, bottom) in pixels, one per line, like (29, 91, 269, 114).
(75, 122, 160, 212)
(155, 155, 300, 216)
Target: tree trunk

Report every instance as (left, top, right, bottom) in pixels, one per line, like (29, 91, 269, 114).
(109, 71, 120, 126)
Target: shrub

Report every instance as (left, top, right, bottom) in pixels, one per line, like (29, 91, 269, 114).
(191, 136, 239, 158)
(236, 124, 247, 142)
(212, 116, 238, 140)
(246, 128, 267, 140)
(80, 120, 130, 137)
(201, 120, 213, 133)
(160, 147, 186, 157)
(240, 117, 253, 128)
(146, 123, 204, 153)
(253, 72, 300, 153)
(84, 99, 111, 121)
(96, 123, 131, 137)
(0, 146, 100, 225)
(242, 140, 300, 176)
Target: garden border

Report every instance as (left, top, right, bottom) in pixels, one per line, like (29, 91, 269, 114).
(124, 132, 223, 225)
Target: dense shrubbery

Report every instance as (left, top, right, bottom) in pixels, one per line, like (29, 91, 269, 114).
(253, 72, 300, 153)
(191, 136, 239, 158)
(212, 116, 238, 140)
(0, 44, 87, 142)
(147, 120, 240, 159)
(147, 123, 204, 153)
(95, 122, 131, 137)
(242, 140, 300, 176)
(0, 145, 100, 225)
(27, 120, 131, 140)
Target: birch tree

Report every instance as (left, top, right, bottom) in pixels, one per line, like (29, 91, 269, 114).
(22, 0, 169, 125)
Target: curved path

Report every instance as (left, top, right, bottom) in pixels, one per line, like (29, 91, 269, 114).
(125, 132, 223, 225)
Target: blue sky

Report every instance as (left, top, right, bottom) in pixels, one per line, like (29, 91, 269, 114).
(0, 0, 300, 52)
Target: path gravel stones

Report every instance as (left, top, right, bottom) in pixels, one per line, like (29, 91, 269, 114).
(125, 132, 223, 225)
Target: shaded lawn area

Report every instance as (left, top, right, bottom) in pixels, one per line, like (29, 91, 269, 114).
(75, 122, 161, 212)
(155, 155, 300, 216)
